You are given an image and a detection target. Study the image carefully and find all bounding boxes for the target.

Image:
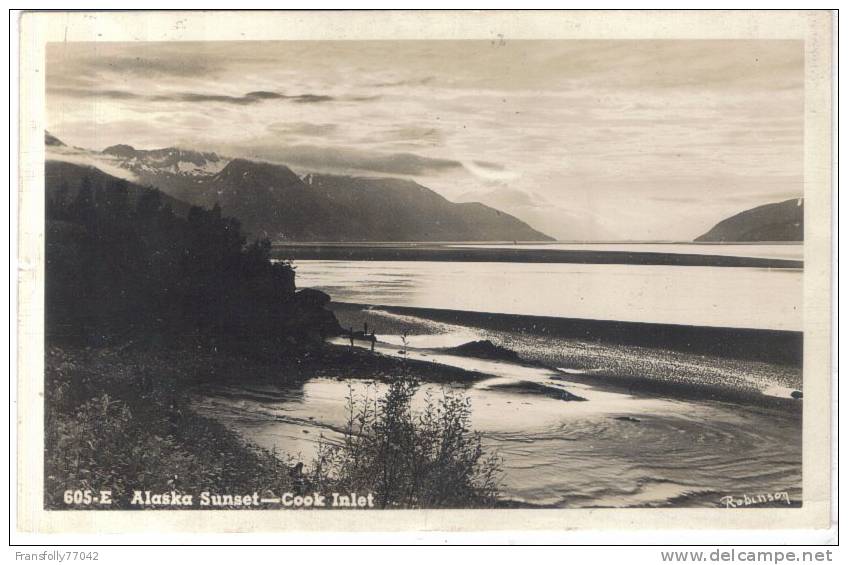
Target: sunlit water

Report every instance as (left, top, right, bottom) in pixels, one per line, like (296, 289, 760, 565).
(328, 313, 801, 400)
(202, 244, 804, 507)
(291, 260, 801, 331)
(193, 337, 801, 508)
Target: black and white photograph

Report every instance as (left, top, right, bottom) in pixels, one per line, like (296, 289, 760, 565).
(13, 9, 835, 539)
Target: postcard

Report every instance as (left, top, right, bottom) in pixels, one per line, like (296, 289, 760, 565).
(14, 9, 834, 535)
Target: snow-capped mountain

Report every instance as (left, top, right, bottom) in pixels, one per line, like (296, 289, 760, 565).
(102, 144, 229, 177)
(45, 132, 553, 241)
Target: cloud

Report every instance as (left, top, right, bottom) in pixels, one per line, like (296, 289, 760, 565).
(372, 126, 444, 144)
(45, 40, 804, 241)
(51, 88, 336, 106)
(45, 145, 140, 183)
(267, 122, 339, 137)
(369, 76, 435, 88)
(227, 143, 464, 176)
(90, 55, 222, 77)
(291, 94, 335, 104)
(464, 160, 519, 181)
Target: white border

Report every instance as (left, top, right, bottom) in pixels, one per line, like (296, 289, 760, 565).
(10, 8, 836, 544)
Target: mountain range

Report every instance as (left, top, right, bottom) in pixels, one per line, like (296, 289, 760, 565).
(45, 132, 803, 243)
(47, 134, 552, 242)
(696, 199, 804, 242)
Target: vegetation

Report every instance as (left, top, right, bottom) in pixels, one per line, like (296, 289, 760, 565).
(46, 173, 336, 353)
(44, 346, 296, 509)
(310, 378, 502, 508)
(44, 168, 501, 509)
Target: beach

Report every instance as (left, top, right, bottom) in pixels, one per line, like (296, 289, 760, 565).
(190, 299, 803, 508)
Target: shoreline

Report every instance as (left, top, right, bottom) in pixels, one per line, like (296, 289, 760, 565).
(331, 302, 803, 368)
(273, 244, 803, 269)
(330, 302, 803, 410)
(43, 342, 495, 510)
(45, 329, 800, 510)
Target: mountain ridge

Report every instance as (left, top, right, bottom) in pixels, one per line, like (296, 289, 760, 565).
(46, 133, 553, 241)
(205, 164, 553, 241)
(695, 199, 804, 242)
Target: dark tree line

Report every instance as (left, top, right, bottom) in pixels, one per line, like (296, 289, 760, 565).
(46, 175, 335, 352)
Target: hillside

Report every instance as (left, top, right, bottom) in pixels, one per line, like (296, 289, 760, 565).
(87, 140, 553, 241)
(301, 173, 553, 241)
(99, 152, 553, 241)
(45, 160, 193, 217)
(695, 199, 804, 242)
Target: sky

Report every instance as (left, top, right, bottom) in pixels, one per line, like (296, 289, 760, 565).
(45, 40, 804, 241)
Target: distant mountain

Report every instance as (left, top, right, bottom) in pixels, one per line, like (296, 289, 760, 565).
(99, 144, 228, 204)
(45, 131, 65, 147)
(197, 164, 552, 240)
(102, 144, 227, 176)
(456, 186, 617, 241)
(305, 173, 553, 241)
(695, 199, 804, 242)
(70, 139, 552, 241)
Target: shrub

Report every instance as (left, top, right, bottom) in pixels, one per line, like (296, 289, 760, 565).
(309, 378, 502, 508)
(43, 348, 296, 509)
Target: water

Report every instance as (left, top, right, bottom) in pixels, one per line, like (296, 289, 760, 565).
(193, 339, 801, 508)
(446, 242, 804, 262)
(331, 308, 802, 400)
(201, 242, 803, 507)
(292, 260, 802, 331)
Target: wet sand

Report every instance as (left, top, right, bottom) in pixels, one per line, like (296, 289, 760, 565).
(188, 300, 802, 509)
(194, 322, 802, 508)
(274, 243, 803, 269)
(330, 303, 803, 407)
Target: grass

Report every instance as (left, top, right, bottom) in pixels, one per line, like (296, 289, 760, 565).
(44, 343, 502, 510)
(44, 346, 295, 509)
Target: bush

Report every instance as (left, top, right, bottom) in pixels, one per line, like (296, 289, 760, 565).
(43, 347, 296, 509)
(309, 378, 502, 508)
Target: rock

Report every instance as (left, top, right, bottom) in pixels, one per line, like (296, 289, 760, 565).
(284, 288, 341, 339)
(614, 416, 641, 423)
(293, 288, 331, 308)
(791, 390, 803, 400)
(442, 340, 521, 362)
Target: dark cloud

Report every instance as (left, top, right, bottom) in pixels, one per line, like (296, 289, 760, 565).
(94, 55, 221, 77)
(472, 160, 506, 171)
(51, 88, 335, 105)
(292, 94, 335, 104)
(376, 126, 443, 144)
(45, 46, 224, 81)
(232, 144, 463, 176)
(244, 91, 286, 99)
(369, 76, 435, 88)
(267, 122, 339, 136)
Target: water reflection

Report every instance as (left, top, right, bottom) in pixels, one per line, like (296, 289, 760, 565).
(293, 260, 802, 330)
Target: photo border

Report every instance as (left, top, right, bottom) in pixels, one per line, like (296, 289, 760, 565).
(14, 9, 835, 536)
